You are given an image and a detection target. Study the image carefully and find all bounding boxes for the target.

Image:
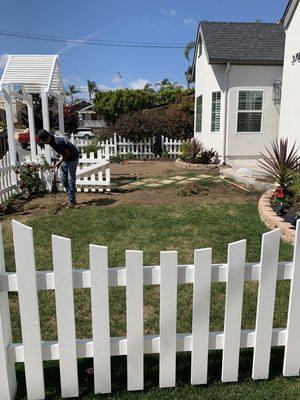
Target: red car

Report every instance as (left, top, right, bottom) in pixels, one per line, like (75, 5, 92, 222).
(18, 131, 40, 149)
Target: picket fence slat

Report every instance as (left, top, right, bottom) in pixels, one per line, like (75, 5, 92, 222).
(252, 229, 281, 380)
(159, 251, 178, 388)
(90, 245, 111, 394)
(52, 235, 79, 398)
(12, 220, 45, 400)
(0, 224, 17, 400)
(283, 220, 300, 376)
(126, 251, 144, 391)
(0, 152, 16, 205)
(191, 248, 211, 385)
(222, 240, 246, 382)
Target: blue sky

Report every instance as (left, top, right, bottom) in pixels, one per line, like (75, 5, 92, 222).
(0, 0, 287, 96)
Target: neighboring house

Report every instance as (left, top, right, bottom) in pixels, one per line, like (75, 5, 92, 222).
(279, 0, 300, 144)
(78, 104, 106, 128)
(192, 22, 285, 165)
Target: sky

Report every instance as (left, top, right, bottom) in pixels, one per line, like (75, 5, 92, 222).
(0, 0, 288, 97)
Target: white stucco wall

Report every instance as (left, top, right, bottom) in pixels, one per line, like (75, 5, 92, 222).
(226, 65, 282, 160)
(194, 42, 282, 162)
(194, 42, 226, 157)
(279, 1, 300, 145)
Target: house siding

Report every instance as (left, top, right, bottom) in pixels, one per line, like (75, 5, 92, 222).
(279, 1, 300, 145)
(194, 43, 282, 162)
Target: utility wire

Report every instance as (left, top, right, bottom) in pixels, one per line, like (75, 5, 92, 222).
(63, 66, 184, 74)
(0, 29, 186, 49)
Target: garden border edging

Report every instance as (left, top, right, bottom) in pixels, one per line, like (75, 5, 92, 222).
(175, 159, 219, 171)
(258, 189, 295, 244)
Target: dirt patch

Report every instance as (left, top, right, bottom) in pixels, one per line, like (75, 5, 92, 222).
(110, 160, 217, 178)
(1, 181, 261, 224)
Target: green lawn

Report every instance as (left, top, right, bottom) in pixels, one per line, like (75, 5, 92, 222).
(2, 198, 299, 399)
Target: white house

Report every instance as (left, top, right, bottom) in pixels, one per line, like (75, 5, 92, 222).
(192, 22, 285, 166)
(78, 104, 106, 129)
(279, 0, 300, 144)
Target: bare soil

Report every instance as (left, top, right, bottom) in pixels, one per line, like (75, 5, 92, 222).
(0, 161, 261, 222)
(110, 159, 216, 178)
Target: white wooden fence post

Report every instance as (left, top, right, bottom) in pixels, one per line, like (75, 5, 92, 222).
(191, 248, 212, 385)
(52, 235, 79, 398)
(126, 250, 144, 391)
(113, 132, 117, 156)
(283, 220, 300, 376)
(12, 220, 45, 400)
(222, 240, 246, 382)
(90, 245, 111, 394)
(159, 251, 178, 388)
(0, 224, 17, 400)
(252, 229, 281, 380)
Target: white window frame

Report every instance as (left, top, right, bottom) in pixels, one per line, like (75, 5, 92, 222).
(211, 91, 221, 133)
(236, 89, 264, 134)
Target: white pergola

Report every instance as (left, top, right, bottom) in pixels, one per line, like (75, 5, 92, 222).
(0, 55, 65, 184)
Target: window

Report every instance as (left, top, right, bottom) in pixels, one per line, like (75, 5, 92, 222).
(196, 95, 203, 132)
(211, 92, 221, 132)
(237, 91, 263, 133)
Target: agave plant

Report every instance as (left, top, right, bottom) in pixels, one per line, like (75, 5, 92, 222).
(188, 138, 203, 162)
(259, 138, 300, 190)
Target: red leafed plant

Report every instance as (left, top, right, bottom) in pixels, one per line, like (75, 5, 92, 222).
(259, 138, 300, 190)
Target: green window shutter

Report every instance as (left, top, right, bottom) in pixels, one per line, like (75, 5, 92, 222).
(196, 95, 203, 133)
(211, 92, 221, 132)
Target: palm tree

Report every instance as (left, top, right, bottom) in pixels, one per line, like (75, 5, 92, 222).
(66, 84, 80, 103)
(184, 41, 196, 61)
(155, 78, 172, 91)
(144, 82, 155, 93)
(87, 80, 98, 101)
(185, 66, 193, 89)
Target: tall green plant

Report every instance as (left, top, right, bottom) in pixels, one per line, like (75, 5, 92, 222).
(259, 138, 300, 189)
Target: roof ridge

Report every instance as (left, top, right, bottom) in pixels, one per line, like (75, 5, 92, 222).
(200, 21, 281, 25)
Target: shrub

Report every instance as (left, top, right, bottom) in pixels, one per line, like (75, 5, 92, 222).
(164, 107, 194, 140)
(18, 164, 45, 197)
(259, 138, 300, 190)
(83, 141, 99, 157)
(197, 148, 216, 164)
(188, 139, 203, 162)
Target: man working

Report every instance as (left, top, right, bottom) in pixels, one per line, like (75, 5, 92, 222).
(37, 129, 79, 207)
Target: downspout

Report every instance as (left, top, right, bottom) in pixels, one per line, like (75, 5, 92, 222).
(223, 62, 230, 165)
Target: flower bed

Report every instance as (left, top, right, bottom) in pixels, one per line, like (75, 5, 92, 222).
(258, 190, 295, 244)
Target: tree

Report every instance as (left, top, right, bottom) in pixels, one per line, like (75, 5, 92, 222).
(144, 82, 155, 93)
(184, 66, 193, 89)
(164, 106, 194, 140)
(87, 80, 98, 101)
(62, 106, 79, 134)
(184, 41, 196, 61)
(66, 84, 80, 103)
(94, 89, 157, 123)
(111, 111, 166, 141)
(19, 94, 58, 131)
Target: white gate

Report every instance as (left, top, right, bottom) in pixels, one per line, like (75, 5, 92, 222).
(1, 220, 300, 399)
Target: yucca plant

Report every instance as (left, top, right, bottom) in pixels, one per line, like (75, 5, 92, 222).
(259, 138, 300, 190)
(188, 138, 203, 162)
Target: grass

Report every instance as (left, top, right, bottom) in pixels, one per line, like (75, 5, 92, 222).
(2, 197, 298, 399)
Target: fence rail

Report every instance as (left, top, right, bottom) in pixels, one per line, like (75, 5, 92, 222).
(1, 220, 300, 399)
(0, 152, 17, 205)
(72, 133, 184, 160)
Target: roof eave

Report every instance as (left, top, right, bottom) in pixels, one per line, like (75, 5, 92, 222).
(208, 59, 284, 66)
(281, 0, 299, 28)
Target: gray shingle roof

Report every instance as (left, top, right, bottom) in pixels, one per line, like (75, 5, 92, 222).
(201, 22, 285, 65)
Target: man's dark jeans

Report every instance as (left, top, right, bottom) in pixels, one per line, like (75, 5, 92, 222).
(60, 158, 79, 203)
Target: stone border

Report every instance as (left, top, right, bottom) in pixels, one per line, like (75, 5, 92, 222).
(175, 159, 219, 171)
(258, 189, 295, 244)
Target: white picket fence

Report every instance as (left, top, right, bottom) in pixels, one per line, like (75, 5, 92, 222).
(1, 220, 300, 399)
(0, 152, 17, 205)
(72, 133, 184, 160)
(76, 147, 110, 192)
